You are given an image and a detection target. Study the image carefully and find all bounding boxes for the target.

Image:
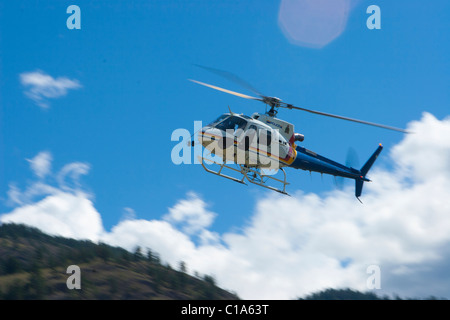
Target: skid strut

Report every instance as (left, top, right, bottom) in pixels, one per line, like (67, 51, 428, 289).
(198, 156, 290, 195)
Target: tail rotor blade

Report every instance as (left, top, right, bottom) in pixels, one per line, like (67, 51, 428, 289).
(346, 147, 360, 169)
(335, 147, 360, 190)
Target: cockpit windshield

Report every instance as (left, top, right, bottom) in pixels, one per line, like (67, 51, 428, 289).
(208, 114, 229, 126)
(214, 115, 248, 132)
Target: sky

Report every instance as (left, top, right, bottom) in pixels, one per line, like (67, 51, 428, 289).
(1, 0, 450, 299)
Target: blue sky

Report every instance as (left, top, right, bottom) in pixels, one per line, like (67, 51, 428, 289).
(1, 1, 450, 299)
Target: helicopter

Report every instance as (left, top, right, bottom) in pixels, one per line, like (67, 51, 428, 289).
(189, 66, 408, 201)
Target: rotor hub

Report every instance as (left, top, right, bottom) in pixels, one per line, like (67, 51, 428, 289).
(263, 97, 282, 117)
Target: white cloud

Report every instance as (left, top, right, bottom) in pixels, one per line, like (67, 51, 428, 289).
(57, 162, 90, 191)
(26, 151, 52, 178)
(1, 191, 104, 241)
(163, 191, 217, 236)
(2, 112, 450, 299)
(103, 219, 197, 264)
(5, 151, 90, 207)
(19, 70, 81, 108)
(121, 207, 137, 222)
(1, 152, 99, 240)
(6, 181, 60, 207)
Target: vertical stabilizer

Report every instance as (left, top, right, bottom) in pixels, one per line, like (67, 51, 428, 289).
(355, 144, 383, 201)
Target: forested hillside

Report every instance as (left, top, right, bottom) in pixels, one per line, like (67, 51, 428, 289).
(299, 288, 446, 300)
(0, 223, 239, 300)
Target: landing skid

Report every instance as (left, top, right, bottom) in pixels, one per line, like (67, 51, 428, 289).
(198, 156, 290, 195)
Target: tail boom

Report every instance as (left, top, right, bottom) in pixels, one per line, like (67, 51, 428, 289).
(290, 144, 383, 201)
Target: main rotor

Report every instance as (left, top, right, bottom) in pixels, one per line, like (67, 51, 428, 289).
(189, 65, 409, 133)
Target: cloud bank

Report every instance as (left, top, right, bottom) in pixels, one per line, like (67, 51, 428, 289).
(2, 112, 450, 299)
(19, 70, 81, 108)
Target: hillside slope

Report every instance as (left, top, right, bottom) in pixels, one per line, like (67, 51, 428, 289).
(0, 223, 239, 300)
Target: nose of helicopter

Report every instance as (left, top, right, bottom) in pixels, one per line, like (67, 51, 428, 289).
(198, 126, 235, 151)
(198, 126, 217, 148)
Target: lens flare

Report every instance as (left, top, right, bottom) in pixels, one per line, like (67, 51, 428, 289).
(278, 0, 359, 48)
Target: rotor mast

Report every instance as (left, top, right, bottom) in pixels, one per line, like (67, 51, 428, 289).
(263, 97, 281, 117)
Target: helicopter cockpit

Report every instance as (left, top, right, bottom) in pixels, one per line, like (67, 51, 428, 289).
(205, 113, 289, 145)
(207, 114, 249, 133)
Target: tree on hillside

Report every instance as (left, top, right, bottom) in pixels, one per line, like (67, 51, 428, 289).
(178, 261, 187, 273)
(133, 246, 144, 261)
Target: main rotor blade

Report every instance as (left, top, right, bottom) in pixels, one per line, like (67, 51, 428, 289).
(193, 64, 265, 97)
(282, 103, 409, 133)
(189, 79, 263, 101)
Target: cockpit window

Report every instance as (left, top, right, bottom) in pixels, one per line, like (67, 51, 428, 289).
(208, 114, 229, 126)
(215, 116, 248, 132)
